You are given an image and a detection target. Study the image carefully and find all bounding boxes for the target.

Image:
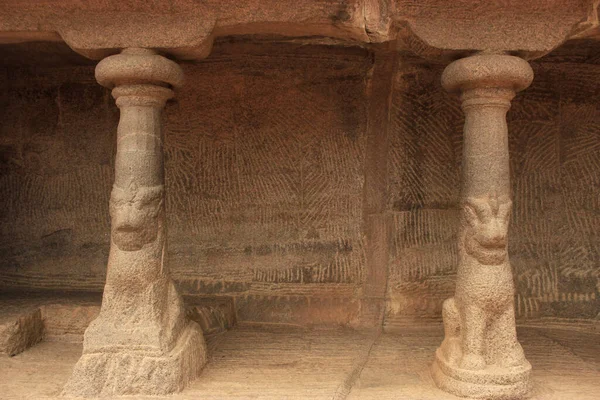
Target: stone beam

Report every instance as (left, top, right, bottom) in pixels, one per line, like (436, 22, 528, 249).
(0, 0, 392, 60)
(1, 1, 597, 61)
(431, 54, 534, 399)
(62, 48, 207, 397)
(0, 1, 217, 59)
(570, 0, 600, 40)
(395, 0, 598, 60)
(209, 0, 392, 43)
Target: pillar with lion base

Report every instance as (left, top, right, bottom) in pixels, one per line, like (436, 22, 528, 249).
(431, 54, 534, 399)
(63, 48, 207, 397)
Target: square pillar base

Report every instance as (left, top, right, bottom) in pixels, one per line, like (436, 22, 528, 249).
(62, 321, 206, 397)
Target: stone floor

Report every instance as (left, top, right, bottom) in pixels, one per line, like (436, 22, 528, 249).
(1, 321, 599, 399)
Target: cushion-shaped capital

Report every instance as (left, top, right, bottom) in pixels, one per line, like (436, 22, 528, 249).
(442, 54, 533, 93)
(95, 48, 184, 89)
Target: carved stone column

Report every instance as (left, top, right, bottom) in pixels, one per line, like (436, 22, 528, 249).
(63, 48, 206, 397)
(431, 54, 534, 399)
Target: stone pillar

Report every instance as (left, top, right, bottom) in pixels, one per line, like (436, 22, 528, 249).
(431, 54, 534, 399)
(64, 48, 206, 397)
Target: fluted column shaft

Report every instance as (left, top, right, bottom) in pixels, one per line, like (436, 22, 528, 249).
(432, 54, 534, 400)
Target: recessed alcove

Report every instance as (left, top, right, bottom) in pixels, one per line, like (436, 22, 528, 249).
(1, 18, 599, 400)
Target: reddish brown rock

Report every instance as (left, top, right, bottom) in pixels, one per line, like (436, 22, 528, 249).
(0, 2, 599, 399)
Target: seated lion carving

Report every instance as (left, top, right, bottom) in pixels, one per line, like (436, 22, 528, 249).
(439, 193, 527, 371)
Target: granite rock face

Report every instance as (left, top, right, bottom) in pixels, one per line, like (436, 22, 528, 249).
(0, 303, 44, 357)
(0, 3, 598, 398)
(3, 40, 600, 331)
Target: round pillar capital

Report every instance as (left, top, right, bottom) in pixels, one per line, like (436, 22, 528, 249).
(95, 48, 184, 90)
(442, 54, 533, 94)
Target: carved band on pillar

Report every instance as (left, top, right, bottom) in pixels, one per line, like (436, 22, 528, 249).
(431, 54, 534, 399)
(63, 48, 206, 397)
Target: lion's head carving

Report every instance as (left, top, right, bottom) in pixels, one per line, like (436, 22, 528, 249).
(109, 183, 164, 251)
(461, 193, 512, 265)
